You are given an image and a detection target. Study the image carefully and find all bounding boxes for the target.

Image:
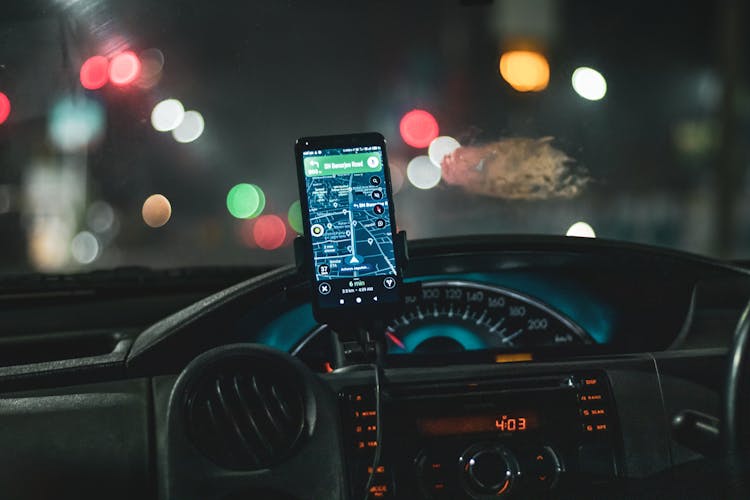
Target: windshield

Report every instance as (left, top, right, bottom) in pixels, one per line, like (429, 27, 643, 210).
(1, 0, 748, 272)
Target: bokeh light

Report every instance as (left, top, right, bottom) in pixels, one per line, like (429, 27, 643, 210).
(566, 221, 596, 238)
(109, 51, 141, 86)
(79, 56, 109, 90)
(142, 194, 172, 228)
(428, 136, 461, 167)
(400, 109, 439, 148)
(172, 110, 204, 143)
(227, 183, 265, 219)
(29, 221, 70, 271)
(71, 231, 100, 264)
(86, 200, 115, 233)
(151, 99, 185, 132)
(499, 50, 550, 92)
(287, 200, 303, 234)
(48, 96, 106, 152)
(253, 214, 287, 250)
(0, 92, 10, 125)
(407, 155, 442, 189)
(572, 67, 607, 101)
(136, 48, 165, 89)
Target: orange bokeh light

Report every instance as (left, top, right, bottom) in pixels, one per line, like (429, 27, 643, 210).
(499, 50, 550, 92)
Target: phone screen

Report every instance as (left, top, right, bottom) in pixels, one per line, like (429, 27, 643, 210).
(297, 136, 401, 317)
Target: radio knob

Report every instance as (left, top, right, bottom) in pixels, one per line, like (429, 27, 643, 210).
(459, 444, 519, 498)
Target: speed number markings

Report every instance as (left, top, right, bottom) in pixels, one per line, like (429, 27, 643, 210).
(386, 281, 592, 352)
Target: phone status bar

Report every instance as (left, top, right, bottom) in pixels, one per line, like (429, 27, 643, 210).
(302, 145, 381, 157)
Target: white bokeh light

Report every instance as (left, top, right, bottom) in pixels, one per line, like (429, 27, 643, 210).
(566, 221, 596, 238)
(70, 231, 100, 264)
(572, 67, 607, 101)
(86, 200, 115, 233)
(407, 155, 442, 190)
(151, 99, 185, 132)
(172, 110, 205, 143)
(428, 136, 461, 167)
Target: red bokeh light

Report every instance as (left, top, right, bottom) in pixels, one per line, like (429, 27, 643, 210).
(109, 51, 141, 86)
(0, 92, 10, 125)
(80, 56, 110, 90)
(399, 109, 439, 148)
(253, 215, 287, 250)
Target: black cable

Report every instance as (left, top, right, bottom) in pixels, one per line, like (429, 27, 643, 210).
(362, 342, 385, 500)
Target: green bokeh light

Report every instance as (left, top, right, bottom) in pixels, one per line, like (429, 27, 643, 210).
(227, 183, 265, 219)
(49, 96, 106, 152)
(288, 200, 303, 234)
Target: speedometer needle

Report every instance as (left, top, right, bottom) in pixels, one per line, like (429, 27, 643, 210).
(501, 329, 523, 344)
(385, 331, 406, 349)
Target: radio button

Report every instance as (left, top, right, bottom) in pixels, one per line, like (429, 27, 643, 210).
(578, 393, 605, 403)
(367, 465, 385, 474)
(582, 422, 609, 433)
(353, 409, 377, 419)
(426, 481, 449, 499)
(367, 483, 389, 498)
(581, 376, 600, 387)
(416, 451, 450, 499)
(527, 446, 562, 491)
(580, 407, 606, 417)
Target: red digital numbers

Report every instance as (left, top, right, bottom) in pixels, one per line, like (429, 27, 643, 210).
(494, 415, 527, 432)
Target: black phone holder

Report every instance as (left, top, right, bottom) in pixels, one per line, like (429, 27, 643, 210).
(294, 231, 409, 365)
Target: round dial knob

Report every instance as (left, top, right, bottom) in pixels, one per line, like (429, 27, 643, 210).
(459, 444, 519, 498)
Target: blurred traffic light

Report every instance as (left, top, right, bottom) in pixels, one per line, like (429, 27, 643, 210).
(80, 51, 143, 89)
(80, 56, 110, 90)
(108, 51, 141, 86)
(400, 109, 439, 148)
(499, 50, 550, 92)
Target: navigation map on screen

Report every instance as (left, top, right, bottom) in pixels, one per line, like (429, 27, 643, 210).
(302, 145, 399, 307)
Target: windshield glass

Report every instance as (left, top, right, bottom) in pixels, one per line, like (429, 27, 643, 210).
(1, 0, 748, 272)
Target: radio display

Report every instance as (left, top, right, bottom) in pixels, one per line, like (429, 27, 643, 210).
(416, 412, 539, 437)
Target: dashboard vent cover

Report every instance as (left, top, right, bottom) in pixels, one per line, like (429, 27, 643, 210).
(185, 354, 306, 470)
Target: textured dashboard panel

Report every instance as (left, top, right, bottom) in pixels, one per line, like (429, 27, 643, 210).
(0, 379, 151, 500)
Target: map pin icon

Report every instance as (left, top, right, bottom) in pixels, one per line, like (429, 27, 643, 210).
(367, 238, 374, 245)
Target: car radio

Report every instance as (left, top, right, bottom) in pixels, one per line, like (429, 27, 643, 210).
(340, 371, 620, 499)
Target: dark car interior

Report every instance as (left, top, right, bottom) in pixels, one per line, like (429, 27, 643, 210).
(3, 0, 750, 499)
(0, 236, 749, 499)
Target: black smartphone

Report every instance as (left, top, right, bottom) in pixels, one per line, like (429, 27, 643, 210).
(295, 132, 403, 324)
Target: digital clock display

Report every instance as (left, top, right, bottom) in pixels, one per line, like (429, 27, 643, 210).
(416, 412, 539, 437)
(493, 414, 528, 431)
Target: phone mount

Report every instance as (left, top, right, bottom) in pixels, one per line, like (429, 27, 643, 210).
(294, 231, 409, 365)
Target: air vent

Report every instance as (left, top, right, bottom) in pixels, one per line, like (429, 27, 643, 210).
(185, 354, 306, 470)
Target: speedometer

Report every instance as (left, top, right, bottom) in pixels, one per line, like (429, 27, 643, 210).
(385, 281, 592, 354)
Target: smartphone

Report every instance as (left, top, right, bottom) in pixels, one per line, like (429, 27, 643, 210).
(295, 132, 403, 324)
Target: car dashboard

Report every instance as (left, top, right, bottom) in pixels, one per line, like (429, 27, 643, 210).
(0, 236, 746, 499)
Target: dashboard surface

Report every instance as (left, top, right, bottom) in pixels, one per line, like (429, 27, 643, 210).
(232, 236, 744, 375)
(0, 236, 748, 499)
